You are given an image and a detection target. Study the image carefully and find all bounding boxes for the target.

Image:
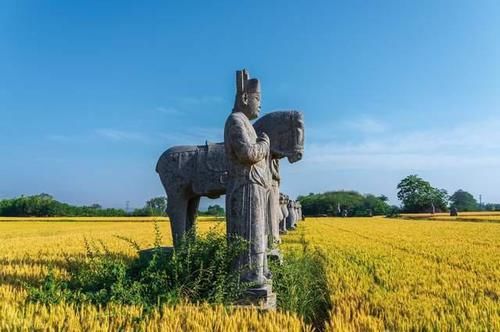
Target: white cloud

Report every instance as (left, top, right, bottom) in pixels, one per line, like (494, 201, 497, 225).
(156, 106, 181, 115)
(344, 116, 387, 134)
(306, 117, 500, 171)
(158, 126, 223, 146)
(95, 129, 150, 143)
(179, 96, 225, 105)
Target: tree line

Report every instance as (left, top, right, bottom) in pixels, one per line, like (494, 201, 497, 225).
(298, 191, 392, 217)
(297, 175, 498, 217)
(396, 174, 498, 213)
(2, 175, 496, 218)
(0, 194, 225, 218)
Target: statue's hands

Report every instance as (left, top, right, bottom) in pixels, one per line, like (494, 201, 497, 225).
(258, 132, 270, 145)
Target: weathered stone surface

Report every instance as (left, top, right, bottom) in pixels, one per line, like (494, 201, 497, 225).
(268, 159, 281, 246)
(156, 114, 304, 247)
(240, 281, 276, 310)
(155, 69, 304, 307)
(225, 69, 270, 287)
(279, 193, 289, 233)
(156, 85, 304, 247)
(286, 200, 297, 229)
(267, 248, 283, 265)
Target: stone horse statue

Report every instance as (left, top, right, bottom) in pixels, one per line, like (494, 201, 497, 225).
(156, 110, 304, 246)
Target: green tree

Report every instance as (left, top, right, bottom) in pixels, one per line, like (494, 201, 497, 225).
(206, 204, 225, 217)
(0, 194, 128, 217)
(145, 197, 168, 216)
(297, 191, 390, 217)
(450, 190, 478, 212)
(397, 175, 449, 213)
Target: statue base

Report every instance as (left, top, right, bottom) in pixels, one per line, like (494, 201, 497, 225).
(239, 281, 276, 310)
(267, 248, 283, 265)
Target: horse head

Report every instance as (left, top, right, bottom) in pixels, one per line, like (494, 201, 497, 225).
(253, 110, 304, 163)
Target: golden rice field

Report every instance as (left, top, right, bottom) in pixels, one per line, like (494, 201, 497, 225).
(401, 211, 500, 223)
(0, 217, 499, 331)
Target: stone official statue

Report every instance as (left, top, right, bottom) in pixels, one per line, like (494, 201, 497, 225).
(224, 69, 271, 286)
(268, 159, 281, 246)
(286, 200, 297, 229)
(279, 193, 289, 233)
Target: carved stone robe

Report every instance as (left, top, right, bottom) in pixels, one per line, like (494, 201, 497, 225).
(268, 159, 281, 246)
(224, 111, 271, 284)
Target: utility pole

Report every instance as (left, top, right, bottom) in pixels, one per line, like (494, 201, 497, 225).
(125, 201, 130, 213)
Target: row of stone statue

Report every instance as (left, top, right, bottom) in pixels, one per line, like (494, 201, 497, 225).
(157, 69, 305, 296)
(278, 193, 303, 235)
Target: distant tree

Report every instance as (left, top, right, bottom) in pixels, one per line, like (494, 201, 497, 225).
(0, 194, 127, 217)
(207, 204, 225, 218)
(145, 196, 168, 216)
(450, 190, 478, 212)
(484, 203, 500, 211)
(397, 175, 449, 213)
(298, 190, 391, 217)
(377, 195, 389, 202)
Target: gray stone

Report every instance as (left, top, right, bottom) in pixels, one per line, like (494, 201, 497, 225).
(286, 200, 297, 229)
(279, 193, 289, 233)
(156, 83, 304, 248)
(240, 282, 276, 310)
(268, 159, 281, 246)
(224, 69, 269, 286)
(267, 248, 283, 265)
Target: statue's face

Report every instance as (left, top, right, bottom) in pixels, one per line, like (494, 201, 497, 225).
(243, 92, 261, 120)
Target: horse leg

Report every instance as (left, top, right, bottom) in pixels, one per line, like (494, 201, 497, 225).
(186, 196, 200, 238)
(167, 193, 188, 247)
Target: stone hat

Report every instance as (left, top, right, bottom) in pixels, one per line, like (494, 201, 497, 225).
(245, 78, 260, 93)
(236, 69, 260, 94)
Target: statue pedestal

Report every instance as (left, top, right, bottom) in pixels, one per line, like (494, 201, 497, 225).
(267, 248, 283, 265)
(240, 281, 276, 310)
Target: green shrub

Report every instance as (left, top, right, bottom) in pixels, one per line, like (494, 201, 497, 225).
(28, 224, 248, 307)
(270, 235, 331, 330)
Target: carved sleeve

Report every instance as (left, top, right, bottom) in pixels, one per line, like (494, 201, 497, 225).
(229, 117, 269, 164)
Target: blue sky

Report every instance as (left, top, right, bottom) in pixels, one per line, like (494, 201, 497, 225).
(1, 0, 499, 209)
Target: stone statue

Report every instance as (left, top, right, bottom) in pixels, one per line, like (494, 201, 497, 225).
(286, 200, 297, 230)
(268, 159, 281, 246)
(224, 69, 271, 286)
(295, 201, 303, 222)
(279, 193, 289, 233)
(156, 110, 304, 246)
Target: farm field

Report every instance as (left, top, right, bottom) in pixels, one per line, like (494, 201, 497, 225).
(0, 217, 499, 331)
(401, 211, 500, 223)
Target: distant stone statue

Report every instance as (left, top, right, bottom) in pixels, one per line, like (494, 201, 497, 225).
(450, 207, 458, 216)
(296, 201, 304, 221)
(286, 200, 297, 229)
(268, 159, 281, 246)
(279, 193, 289, 233)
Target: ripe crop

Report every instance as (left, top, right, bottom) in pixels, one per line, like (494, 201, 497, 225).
(0, 217, 498, 331)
